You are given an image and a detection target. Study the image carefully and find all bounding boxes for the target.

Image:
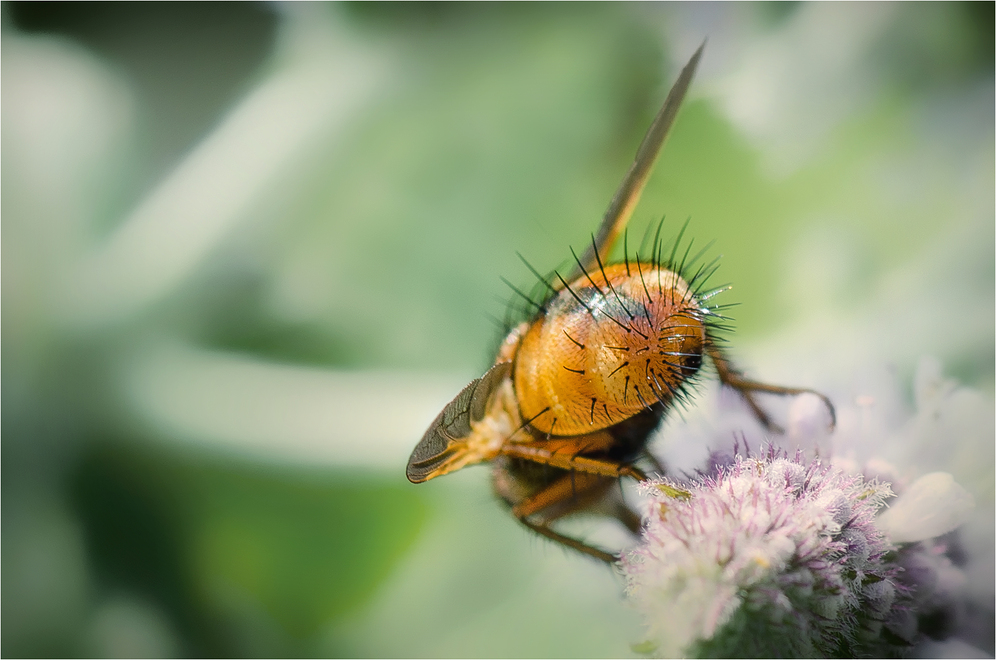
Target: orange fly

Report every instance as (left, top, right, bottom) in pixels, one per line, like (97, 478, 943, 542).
(406, 44, 834, 563)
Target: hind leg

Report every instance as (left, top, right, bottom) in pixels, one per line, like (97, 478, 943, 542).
(502, 470, 638, 564)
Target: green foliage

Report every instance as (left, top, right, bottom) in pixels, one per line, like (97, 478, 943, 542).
(70, 443, 426, 656)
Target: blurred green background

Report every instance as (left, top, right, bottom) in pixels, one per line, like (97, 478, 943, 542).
(2, 2, 993, 657)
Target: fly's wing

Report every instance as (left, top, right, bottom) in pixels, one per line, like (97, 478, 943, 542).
(406, 362, 512, 483)
(570, 42, 705, 281)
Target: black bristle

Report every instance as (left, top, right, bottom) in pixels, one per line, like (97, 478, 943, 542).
(650, 216, 666, 270)
(667, 217, 691, 269)
(516, 252, 558, 304)
(623, 229, 631, 276)
(500, 276, 545, 313)
(555, 270, 595, 316)
(570, 245, 608, 298)
(591, 234, 636, 321)
(563, 329, 585, 349)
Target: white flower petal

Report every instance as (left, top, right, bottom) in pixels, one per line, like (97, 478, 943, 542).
(787, 391, 834, 447)
(877, 472, 975, 543)
(912, 638, 990, 659)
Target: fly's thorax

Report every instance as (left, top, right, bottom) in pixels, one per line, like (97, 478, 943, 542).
(513, 263, 705, 436)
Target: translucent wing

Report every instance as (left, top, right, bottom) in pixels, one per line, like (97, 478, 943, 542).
(406, 362, 512, 483)
(571, 42, 705, 280)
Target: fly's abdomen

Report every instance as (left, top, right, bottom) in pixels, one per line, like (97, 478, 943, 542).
(514, 262, 705, 436)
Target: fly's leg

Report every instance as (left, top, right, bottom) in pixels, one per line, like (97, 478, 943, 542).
(509, 471, 622, 564)
(500, 444, 647, 481)
(615, 501, 642, 534)
(518, 518, 616, 564)
(708, 345, 836, 433)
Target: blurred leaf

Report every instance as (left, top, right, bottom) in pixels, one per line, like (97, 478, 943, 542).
(187, 464, 426, 640)
(71, 442, 427, 656)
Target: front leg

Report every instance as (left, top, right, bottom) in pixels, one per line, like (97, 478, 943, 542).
(708, 345, 836, 433)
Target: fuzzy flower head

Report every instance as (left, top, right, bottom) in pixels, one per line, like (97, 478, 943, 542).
(621, 452, 902, 658)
